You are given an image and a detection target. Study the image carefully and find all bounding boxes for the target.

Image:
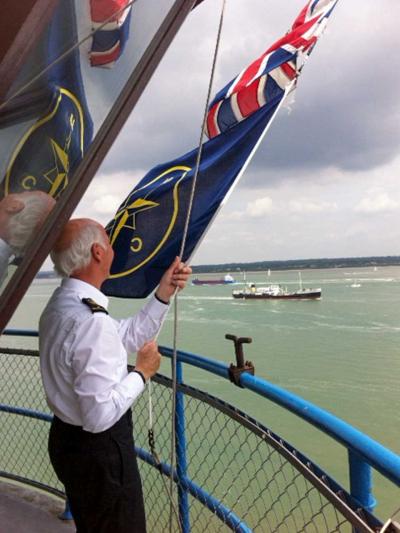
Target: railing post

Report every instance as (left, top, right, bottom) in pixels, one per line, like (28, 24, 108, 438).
(176, 360, 190, 532)
(59, 499, 73, 520)
(348, 450, 376, 524)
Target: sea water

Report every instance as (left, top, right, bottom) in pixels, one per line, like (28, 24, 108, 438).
(7, 266, 400, 520)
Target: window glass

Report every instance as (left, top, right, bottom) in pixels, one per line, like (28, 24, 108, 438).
(0, 0, 176, 291)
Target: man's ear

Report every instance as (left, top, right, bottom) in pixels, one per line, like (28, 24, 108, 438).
(91, 242, 104, 262)
(6, 198, 24, 214)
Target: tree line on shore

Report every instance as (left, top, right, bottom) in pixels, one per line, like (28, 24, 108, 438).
(36, 255, 400, 278)
(191, 256, 400, 274)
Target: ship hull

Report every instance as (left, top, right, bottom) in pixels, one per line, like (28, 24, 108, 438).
(232, 290, 322, 300)
(192, 279, 235, 285)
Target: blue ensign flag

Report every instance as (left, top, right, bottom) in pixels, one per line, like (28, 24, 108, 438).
(2, 0, 93, 199)
(103, 0, 339, 298)
(102, 97, 282, 298)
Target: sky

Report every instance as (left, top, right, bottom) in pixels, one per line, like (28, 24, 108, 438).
(75, 0, 400, 265)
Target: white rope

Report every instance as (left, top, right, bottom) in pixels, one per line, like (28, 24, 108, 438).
(0, 1, 137, 112)
(170, 1, 227, 530)
(142, 1, 228, 531)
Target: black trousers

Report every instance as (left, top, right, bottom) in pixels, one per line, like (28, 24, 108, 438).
(49, 410, 146, 533)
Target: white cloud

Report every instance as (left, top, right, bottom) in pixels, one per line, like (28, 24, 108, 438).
(220, 196, 274, 220)
(354, 193, 399, 214)
(73, 171, 142, 224)
(288, 199, 338, 214)
(93, 194, 122, 215)
(221, 210, 245, 221)
(246, 196, 274, 217)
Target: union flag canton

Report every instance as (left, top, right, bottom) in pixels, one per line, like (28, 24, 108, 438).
(89, 0, 133, 68)
(206, 0, 338, 138)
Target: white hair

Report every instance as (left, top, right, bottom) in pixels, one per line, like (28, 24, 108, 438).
(7, 193, 53, 255)
(51, 222, 109, 277)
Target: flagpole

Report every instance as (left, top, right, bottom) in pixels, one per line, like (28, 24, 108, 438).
(187, 80, 296, 264)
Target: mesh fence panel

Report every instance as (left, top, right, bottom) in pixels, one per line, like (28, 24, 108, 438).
(0, 350, 61, 492)
(0, 349, 379, 532)
(133, 379, 354, 533)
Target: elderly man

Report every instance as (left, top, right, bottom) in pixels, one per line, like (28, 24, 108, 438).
(0, 191, 55, 285)
(39, 218, 192, 533)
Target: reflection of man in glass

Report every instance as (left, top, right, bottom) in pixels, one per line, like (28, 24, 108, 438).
(0, 191, 56, 285)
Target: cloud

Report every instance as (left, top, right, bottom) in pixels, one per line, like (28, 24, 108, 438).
(225, 196, 338, 220)
(100, 0, 400, 186)
(288, 199, 338, 214)
(354, 193, 399, 214)
(246, 196, 274, 217)
(93, 194, 123, 215)
(73, 171, 142, 224)
(85, 1, 400, 264)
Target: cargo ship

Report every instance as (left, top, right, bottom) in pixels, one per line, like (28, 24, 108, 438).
(192, 274, 235, 285)
(232, 283, 322, 299)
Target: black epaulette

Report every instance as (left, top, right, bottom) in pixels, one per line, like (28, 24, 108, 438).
(82, 298, 108, 315)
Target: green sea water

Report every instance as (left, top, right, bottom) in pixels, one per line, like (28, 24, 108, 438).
(7, 266, 400, 521)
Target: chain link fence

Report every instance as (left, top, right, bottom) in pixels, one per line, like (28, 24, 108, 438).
(0, 348, 382, 532)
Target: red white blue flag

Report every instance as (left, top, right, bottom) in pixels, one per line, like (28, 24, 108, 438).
(89, 0, 133, 68)
(103, 0, 339, 298)
(206, 0, 338, 138)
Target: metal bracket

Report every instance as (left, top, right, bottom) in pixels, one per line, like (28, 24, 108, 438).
(225, 334, 254, 387)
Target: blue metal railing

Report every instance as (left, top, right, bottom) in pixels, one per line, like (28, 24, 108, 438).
(176, 360, 190, 532)
(157, 345, 400, 516)
(0, 400, 248, 532)
(2, 328, 400, 528)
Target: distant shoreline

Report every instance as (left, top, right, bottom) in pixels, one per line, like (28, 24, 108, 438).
(191, 256, 400, 274)
(37, 256, 400, 278)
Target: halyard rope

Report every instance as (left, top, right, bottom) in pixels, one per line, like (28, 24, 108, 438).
(146, 1, 228, 530)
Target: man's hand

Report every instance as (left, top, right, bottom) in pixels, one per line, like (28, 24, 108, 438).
(135, 341, 161, 381)
(156, 256, 192, 304)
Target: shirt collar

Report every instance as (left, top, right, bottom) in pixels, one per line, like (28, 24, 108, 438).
(61, 277, 109, 309)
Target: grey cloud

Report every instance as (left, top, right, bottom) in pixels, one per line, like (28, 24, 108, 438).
(100, 0, 400, 187)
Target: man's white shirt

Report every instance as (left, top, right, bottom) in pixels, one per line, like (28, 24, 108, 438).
(39, 277, 168, 433)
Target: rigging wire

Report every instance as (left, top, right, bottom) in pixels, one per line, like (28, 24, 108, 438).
(143, 0, 228, 530)
(168, 0, 227, 518)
